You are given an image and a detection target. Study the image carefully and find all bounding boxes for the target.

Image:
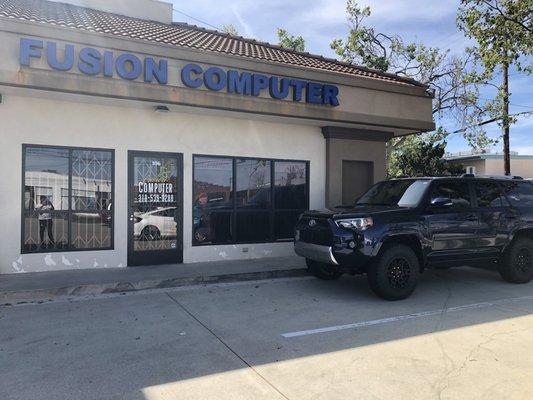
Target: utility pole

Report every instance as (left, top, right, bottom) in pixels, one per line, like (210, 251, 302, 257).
(502, 61, 510, 176)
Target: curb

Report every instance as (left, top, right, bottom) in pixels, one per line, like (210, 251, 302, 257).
(0, 267, 308, 305)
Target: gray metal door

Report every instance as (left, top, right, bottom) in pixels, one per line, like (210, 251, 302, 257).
(342, 160, 374, 205)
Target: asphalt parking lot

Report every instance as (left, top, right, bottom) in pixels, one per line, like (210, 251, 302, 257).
(2, 266, 533, 400)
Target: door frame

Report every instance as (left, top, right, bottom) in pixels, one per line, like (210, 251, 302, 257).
(127, 150, 183, 267)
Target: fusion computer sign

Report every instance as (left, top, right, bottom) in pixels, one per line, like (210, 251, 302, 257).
(19, 38, 340, 106)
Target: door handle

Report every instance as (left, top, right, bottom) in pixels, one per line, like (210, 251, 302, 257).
(465, 215, 478, 221)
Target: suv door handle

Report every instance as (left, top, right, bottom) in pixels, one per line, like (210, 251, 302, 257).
(465, 215, 478, 221)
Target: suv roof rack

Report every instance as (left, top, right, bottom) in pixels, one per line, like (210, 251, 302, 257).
(461, 174, 524, 180)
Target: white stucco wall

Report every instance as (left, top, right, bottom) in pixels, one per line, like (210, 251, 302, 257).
(0, 94, 329, 274)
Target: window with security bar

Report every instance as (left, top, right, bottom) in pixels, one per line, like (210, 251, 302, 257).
(22, 145, 114, 253)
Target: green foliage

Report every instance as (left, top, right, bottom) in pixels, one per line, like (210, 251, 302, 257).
(458, 0, 532, 76)
(388, 134, 464, 178)
(331, 0, 514, 176)
(222, 24, 239, 36)
(458, 0, 532, 174)
(277, 28, 306, 52)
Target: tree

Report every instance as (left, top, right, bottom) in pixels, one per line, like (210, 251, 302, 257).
(388, 134, 464, 178)
(277, 28, 306, 52)
(222, 24, 239, 36)
(458, 0, 532, 175)
(330, 0, 496, 176)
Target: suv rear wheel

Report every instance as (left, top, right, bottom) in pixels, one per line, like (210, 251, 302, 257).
(499, 237, 533, 283)
(367, 244, 420, 301)
(306, 259, 343, 280)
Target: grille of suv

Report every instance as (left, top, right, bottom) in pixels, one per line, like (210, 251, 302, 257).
(297, 217, 333, 246)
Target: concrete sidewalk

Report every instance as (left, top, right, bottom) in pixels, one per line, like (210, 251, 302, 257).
(0, 256, 306, 304)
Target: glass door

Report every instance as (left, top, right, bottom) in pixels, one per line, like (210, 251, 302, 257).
(128, 151, 183, 266)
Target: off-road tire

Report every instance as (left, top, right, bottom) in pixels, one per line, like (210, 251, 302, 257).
(498, 237, 533, 284)
(306, 259, 343, 280)
(367, 244, 420, 301)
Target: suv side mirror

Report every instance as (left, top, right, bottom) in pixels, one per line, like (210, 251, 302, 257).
(431, 197, 453, 208)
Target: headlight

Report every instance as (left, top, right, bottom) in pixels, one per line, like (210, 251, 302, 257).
(335, 217, 373, 231)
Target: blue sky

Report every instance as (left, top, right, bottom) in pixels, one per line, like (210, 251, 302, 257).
(169, 0, 532, 155)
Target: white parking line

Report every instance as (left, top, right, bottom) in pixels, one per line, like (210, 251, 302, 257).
(281, 295, 533, 338)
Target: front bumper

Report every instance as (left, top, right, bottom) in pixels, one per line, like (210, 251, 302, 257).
(294, 241, 339, 265)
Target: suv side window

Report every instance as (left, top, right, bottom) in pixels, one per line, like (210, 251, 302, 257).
(430, 180, 472, 209)
(500, 181, 533, 208)
(474, 181, 507, 208)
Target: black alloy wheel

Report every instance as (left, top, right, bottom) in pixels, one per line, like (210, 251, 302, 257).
(499, 238, 533, 283)
(367, 244, 420, 301)
(387, 257, 412, 289)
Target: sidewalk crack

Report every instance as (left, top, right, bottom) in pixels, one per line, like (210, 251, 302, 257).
(165, 292, 290, 400)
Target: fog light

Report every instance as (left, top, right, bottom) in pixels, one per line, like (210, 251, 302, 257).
(348, 240, 356, 249)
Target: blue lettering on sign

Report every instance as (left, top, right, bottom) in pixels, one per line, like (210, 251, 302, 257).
(18, 38, 340, 106)
(47, 42, 74, 71)
(78, 47, 101, 76)
(181, 63, 203, 88)
(145, 58, 168, 84)
(227, 70, 252, 95)
(269, 77, 290, 100)
(204, 67, 226, 91)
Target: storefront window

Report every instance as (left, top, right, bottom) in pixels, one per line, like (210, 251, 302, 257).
(274, 161, 308, 239)
(193, 155, 309, 245)
(193, 156, 233, 245)
(236, 159, 271, 209)
(22, 145, 114, 253)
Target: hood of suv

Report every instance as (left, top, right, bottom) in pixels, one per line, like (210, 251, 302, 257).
(304, 204, 410, 219)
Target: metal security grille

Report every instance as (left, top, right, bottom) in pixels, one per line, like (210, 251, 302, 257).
(22, 145, 114, 253)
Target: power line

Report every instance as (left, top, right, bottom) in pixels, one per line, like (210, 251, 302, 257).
(477, 97, 533, 110)
(448, 110, 533, 136)
(171, 7, 223, 31)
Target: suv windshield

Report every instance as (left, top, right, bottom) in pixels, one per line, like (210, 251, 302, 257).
(356, 179, 431, 207)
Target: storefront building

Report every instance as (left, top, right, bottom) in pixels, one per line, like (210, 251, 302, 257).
(0, 0, 434, 274)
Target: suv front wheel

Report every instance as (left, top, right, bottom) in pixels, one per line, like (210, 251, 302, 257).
(367, 244, 420, 301)
(499, 237, 533, 284)
(306, 259, 343, 280)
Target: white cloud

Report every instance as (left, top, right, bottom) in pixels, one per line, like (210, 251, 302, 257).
(231, 3, 255, 37)
(366, 0, 460, 22)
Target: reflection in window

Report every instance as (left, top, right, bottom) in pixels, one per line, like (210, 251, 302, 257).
(23, 213, 69, 252)
(193, 156, 309, 245)
(72, 150, 113, 213)
(236, 159, 271, 209)
(274, 161, 307, 209)
(501, 181, 533, 208)
(193, 157, 233, 245)
(430, 181, 472, 209)
(24, 147, 69, 211)
(475, 182, 506, 208)
(131, 156, 179, 252)
(71, 213, 112, 249)
(274, 210, 302, 240)
(236, 212, 271, 242)
(194, 157, 233, 209)
(22, 146, 114, 253)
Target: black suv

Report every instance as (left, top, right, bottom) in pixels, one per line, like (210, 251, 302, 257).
(295, 176, 533, 300)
